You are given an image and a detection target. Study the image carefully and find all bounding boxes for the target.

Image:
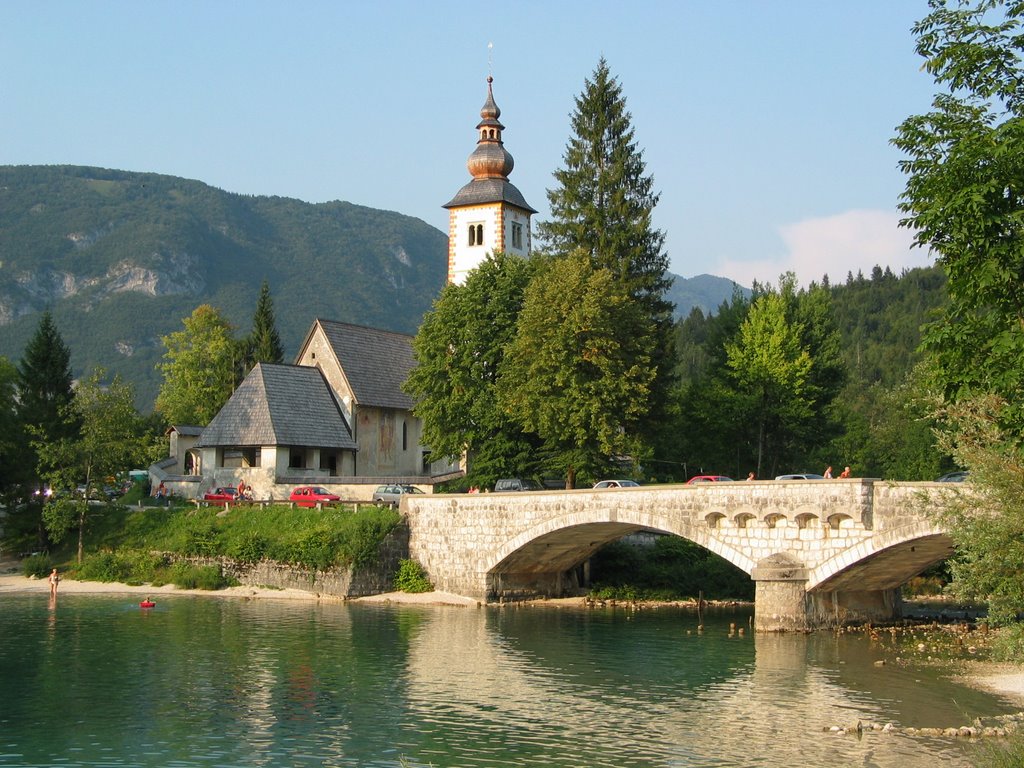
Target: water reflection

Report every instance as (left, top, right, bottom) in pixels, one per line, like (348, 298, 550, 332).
(0, 596, 1015, 768)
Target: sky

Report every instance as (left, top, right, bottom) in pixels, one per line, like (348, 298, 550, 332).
(0, 1, 941, 288)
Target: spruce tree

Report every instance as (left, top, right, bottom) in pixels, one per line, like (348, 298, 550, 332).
(539, 58, 675, 444)
(16, 311, 78, 448)
(246, 280, 285, 370)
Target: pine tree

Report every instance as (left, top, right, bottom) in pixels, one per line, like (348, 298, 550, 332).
(246, 280, 284, 370)
(16, 311, 78, 449)
(539, 58, 673, 318)
(539, 57, 675, 444)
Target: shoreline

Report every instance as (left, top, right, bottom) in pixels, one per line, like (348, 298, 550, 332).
(3, 568, 1023, 704)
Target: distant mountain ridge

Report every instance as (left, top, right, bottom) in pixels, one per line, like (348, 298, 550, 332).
(0, 165, 747, 409)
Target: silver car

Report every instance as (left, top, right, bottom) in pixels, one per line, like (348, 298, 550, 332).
(372, 484, 425, 505)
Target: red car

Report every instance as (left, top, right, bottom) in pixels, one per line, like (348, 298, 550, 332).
(686, 475, 734, 484)
(289, 486, 341, 507)
(203, 486, 238, 503)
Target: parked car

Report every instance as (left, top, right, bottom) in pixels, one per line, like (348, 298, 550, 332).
(593, 479, 640, 489)
(372, 484, 425, 505)
(493, 478, 543, 492)
(936, 470, 970, 483)
(686, 475, 733, 484)
(289, 486, 341, 507)
(774, 473, 826, 481)
(203, 487, 238, 502)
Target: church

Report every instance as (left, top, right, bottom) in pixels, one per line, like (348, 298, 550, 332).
(152, 77, 535, 500)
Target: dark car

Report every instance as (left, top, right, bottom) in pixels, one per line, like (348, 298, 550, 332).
(493, 478, 543, 492)
(372, 484, 425, 505)
(936, 471, 970, 483)
(289, 486, 342, 507)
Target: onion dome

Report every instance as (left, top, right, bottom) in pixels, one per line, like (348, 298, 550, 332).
(467, 76, 514, 180)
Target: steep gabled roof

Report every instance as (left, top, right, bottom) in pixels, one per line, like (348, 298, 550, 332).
(196, 363, 357, 449)
(310, 320, 415, 410)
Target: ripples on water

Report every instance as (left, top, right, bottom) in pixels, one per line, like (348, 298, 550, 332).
(0, 595, 1016, 767)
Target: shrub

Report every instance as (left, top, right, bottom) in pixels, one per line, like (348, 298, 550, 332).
(184, 522, 221, 556)
(22, 553, 52, 578)
(168, 562, 229, 590)
(229, 532, 268, 564)
(77, 549, 166, 584)
(990, 622, 1024, 663)
(394, 559, 433, 593)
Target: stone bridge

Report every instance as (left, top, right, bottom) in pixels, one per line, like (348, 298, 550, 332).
(402, 479, 960, 631)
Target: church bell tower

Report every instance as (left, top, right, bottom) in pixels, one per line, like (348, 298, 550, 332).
(443, 76, 536, 285)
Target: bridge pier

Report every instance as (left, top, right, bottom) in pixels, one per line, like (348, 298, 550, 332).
(752, 554, 812, 632)
(752, 553, 902, 631)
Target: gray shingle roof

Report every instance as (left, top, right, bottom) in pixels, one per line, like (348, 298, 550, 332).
(314, 320, 415, 410)
(196, 363, 357, 450)
(168, 424, 204, 437)
(442, 178, 537, 213)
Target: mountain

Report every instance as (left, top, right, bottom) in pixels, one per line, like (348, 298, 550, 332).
(0, 166, 449, 408)
(665, 273, 750, 319)
(0, 165, 747, 410)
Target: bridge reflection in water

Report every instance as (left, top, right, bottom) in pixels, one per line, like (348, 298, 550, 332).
(405, 480, 959, 630)
(396, 603, 998, 767)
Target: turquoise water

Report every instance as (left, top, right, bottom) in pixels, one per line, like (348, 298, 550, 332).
(0, 594, 1016, 767)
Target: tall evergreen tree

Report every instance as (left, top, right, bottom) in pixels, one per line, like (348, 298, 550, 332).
(245, 280, 285, 371)
(16, 310, 77, 448)
(539, 58, 675, 445)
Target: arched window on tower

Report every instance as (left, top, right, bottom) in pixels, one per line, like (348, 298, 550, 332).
(468, 223, 484, 246)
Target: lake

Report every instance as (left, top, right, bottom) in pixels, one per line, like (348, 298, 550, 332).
(0, 594, 1017, 767)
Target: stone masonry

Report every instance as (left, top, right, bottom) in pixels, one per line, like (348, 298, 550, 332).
(402, 479, 960, 631)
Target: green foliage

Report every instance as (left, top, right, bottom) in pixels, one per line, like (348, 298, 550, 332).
(168, 562, 231, 590)
(228, 532, 268, 564)
(394, 559, 433, 593)
(990, 623, 1024, 663)
(16, 310, 77, 449)
(243, 279, 284, 374)
(539, 57, 675, 470)
(184, 521, 222, 557)
(0, 165, 447, 411)
(22, 553, 52, 578)
(76, 549, 165, 584)
(0, 356, 26, 500)
(156, 305, 239, 425)
(589, 536, 754, 601)
(34, 368, 154, 562)
(971, 732, 1024, 768)
(893, 0, 1024, 436)
(931, 396, 1024, 625)
(499, 251, 655, 486)
(405, 252, 544, 487)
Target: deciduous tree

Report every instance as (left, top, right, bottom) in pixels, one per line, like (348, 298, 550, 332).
(499, 251, 656, 488)
(156, 305, 238, 426)
(893, 0, 1024, 436)
(404, 253, 543, 488)
(36, 368, 155, 563)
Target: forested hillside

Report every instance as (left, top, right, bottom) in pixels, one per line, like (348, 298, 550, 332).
(668, 265, 949, 482)
(0, 166, 746, 411)
(0, 166, 449, 407)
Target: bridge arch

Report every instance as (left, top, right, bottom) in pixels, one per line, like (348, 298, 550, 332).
(487, 507, 757, 587)
(807, 521, 953, 592)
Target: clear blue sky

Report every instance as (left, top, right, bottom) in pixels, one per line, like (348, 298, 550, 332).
(0, 1, 939, 288)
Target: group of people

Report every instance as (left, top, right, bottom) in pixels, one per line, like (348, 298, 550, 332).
(236, 480, 253, 501)
(823, 466, 852, 479)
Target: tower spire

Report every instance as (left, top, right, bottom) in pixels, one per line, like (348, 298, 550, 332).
(443, 75, 536, 285)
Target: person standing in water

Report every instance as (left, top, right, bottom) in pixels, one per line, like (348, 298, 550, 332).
(48, 568, 59, 597)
